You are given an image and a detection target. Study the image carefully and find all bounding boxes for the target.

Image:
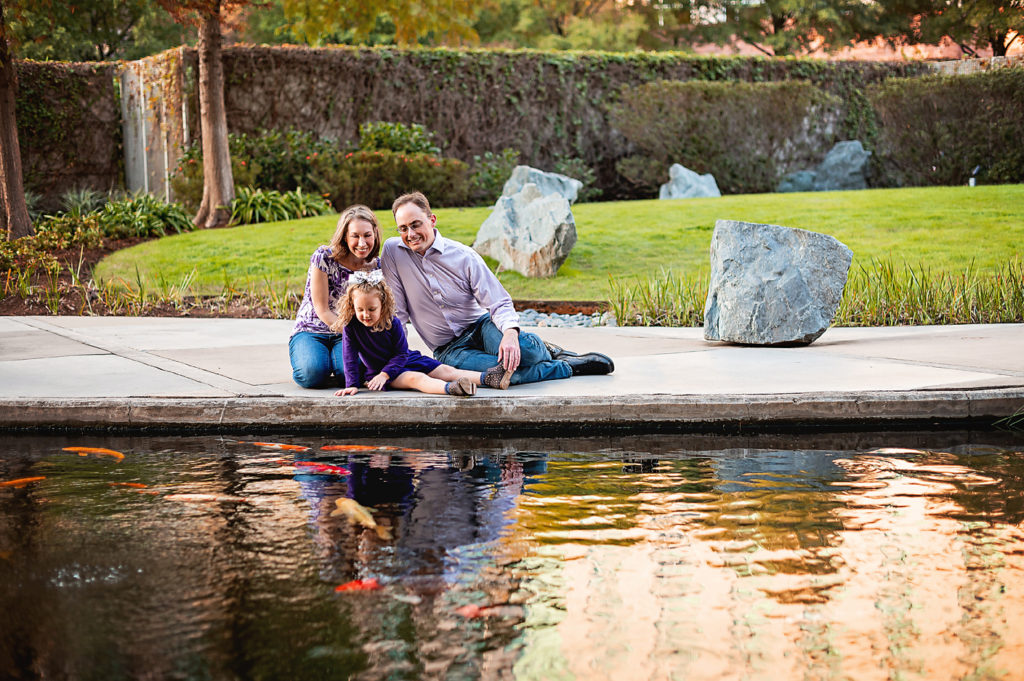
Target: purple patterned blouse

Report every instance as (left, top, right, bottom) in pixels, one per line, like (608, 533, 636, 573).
(290, 246, 380, 337)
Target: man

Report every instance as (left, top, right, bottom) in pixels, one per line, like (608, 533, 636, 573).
(381, 192, 613, 389)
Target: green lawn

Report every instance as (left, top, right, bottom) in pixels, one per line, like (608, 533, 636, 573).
(95, 185, 1024, 301)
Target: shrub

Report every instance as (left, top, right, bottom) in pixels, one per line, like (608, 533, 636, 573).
(615, 155, 666, 196)
(33, 214, 104, 250)
(170, 152, 260, 212)
(608, 80, 839, 194)
(552, 155, 601, 202)
(358, 121, 441, 156)
(468, 148, 520, 205)
(97, 194, 195, 238)
(230, 187, 333, 225)
(868, 69, 1024, 187)
(59, 187, 107, 219)
(169, 128, 329, 210)
(312, 150, 469, 211)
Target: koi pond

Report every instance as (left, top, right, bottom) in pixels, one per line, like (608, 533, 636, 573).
(2, 430, 1023, 680)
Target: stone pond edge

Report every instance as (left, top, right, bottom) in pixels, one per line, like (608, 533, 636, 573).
(1, 389, 1022, 432)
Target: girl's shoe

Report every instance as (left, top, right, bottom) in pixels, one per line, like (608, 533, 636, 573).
(481, 365, 513, 390)
(445, 377, 477, 396)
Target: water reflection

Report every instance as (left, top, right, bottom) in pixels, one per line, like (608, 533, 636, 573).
(1, 433, 1023, 680)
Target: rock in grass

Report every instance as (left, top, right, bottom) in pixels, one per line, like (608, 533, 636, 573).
(703, 220, 853, 345)
(813, 140, 871, 191)
(474, 183, 577, 278)
(659, 163, 722, 200)
(502, 165, 583, 205)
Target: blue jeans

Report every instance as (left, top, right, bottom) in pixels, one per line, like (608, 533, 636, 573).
(434, 314, 571, 385)
(289, 332, 346, 388)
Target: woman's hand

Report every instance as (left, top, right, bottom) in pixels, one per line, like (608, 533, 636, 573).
(498, 328, 521, 372)
(366, 372, 389, 391)
(334, 387, 358, 396)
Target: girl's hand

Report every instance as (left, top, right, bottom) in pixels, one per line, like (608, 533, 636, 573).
(366, 372, 389, 391)
(334, 387, 358, 396)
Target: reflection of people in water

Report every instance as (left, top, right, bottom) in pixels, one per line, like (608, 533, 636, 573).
(296, 450, 546, 585)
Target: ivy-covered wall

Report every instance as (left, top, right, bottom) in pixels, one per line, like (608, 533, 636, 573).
(13, 47, 929, 207)
(14, 61, 122, 210)
(193, 46, 927, 198)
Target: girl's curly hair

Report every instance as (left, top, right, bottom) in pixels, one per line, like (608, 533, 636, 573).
(332, 278, 395, 333)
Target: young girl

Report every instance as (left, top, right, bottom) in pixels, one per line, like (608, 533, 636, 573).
(331, 271, 510, 397)
(289, 205, 381, 389)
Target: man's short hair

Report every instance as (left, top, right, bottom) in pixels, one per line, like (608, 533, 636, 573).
(392, 192, 431, 217)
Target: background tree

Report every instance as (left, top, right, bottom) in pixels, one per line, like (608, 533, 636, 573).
(861, 0, 1023, 57)
(0, 0, 31, 239)
(158, 0, 244, 229)
(674, 0, 861, 56)
(6, 0, 193, 62)
(275, 0, 486, 46)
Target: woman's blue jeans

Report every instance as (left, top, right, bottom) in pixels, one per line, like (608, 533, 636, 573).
(434, 314, 571, 385)
(289, 332, 346, 388)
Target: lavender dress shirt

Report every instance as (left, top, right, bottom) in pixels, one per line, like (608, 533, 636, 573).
(381, 230, 520, 352)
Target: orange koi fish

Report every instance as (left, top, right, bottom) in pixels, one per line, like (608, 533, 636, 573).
(454, 604, 490, 619)
(248, 442, 310, 452)
(0, 476, 46, 488)
(294, 462, 351, 476)
(335, 578, 381, 592)
(108, 482, 148, 489)
(165, 493, 249, 503)
(62, 447, 125, 461)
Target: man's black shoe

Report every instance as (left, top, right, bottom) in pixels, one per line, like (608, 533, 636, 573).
(564, 352, 614, 376)
(543, 340, 580, 359)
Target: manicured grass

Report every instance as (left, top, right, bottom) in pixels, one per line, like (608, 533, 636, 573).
(95, 185, 1024, 301)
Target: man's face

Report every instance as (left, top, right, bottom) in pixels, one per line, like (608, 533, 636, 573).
(394, 202, 436, 255)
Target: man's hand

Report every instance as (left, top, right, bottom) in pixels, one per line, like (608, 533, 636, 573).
(366, 372, 389, 391)
(497, 328, 521, 373)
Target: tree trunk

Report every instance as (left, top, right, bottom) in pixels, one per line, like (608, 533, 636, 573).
(194, 2, 233, 229)
(989, 30, 1008, 57)
(0, 2, 32, 240)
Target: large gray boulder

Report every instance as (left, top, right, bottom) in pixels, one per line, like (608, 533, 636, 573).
(474, 183, 577, 278)
(813, 140, 871, 190)
(502, 165, 583, 205)
(703, 220, 853, 346)
(777, 140, 871, 193)
(659, 163, 722, 199)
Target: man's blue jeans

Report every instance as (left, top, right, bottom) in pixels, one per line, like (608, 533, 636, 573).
(434, 314, 571, 385)
(289, 332, 345, 388)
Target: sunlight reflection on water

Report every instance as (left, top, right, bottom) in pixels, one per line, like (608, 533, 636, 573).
(1, 434, 1023, 680)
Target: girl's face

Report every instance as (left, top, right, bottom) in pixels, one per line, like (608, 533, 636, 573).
(345, 219, 376, 261)
(351, 289, 383, 328)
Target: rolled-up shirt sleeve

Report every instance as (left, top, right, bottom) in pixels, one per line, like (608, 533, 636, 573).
(466, 251, 520, 333)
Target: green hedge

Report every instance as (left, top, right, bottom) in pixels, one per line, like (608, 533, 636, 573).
(869, 68, 1024, 187)
(608, 80, 839, 194)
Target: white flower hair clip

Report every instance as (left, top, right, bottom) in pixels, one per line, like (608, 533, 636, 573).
(350, 269, 384, 286)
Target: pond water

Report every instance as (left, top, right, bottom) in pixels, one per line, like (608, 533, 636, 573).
(2, 431, 1023, 681)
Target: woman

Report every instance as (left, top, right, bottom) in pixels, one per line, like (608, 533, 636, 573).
(289, 204, 382, 388)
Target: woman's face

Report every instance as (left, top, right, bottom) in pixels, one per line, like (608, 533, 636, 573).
(351, 289, 383, 328)
(345, 219, 376, 261)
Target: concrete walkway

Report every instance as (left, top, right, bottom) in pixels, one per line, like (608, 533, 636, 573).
(0, 316, 1022, 431)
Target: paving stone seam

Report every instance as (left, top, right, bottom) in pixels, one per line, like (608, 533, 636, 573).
(13, 316, 278, 397)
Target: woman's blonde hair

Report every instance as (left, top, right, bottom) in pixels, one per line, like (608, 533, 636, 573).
(334, 277, 396, 333)
(330, 204, 381, 264)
